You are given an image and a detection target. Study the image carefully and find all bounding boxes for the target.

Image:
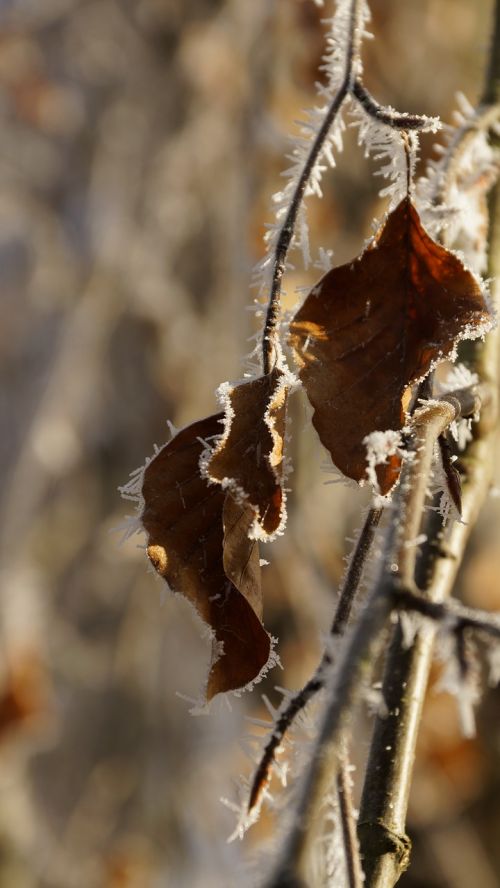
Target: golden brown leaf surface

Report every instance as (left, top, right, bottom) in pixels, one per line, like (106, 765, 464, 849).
(290, 198, 491, 493)
(141, 415, 271, 700)
(205, 369, 288, 537)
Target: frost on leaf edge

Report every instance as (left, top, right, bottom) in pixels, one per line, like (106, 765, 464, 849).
(118, 426, 281, 709)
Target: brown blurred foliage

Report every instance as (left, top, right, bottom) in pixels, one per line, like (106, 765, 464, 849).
(0, 1, 499, 886)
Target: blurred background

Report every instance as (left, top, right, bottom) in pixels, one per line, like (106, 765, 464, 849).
(0, 0, 500, 885)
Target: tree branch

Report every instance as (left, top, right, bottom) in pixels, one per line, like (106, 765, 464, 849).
(262, 0, 362, 374)
(261, 3, 440, 376)
(265, 375, 493, 886)
(391, 587, 500, 640)
(247, 507, 382, 813)
(355, 399, 469, 887)
(356, 10, 500, 876)
(258, 5, 500, 886)
(352, 81, 438, 130)
(338, 745, 365, 888)
(357, 428, 497, 887)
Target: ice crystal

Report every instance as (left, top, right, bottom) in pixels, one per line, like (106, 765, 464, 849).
(363, 428, 402, 493)
(253, 1, 371, 303)
(417, 92, 500, 272)
(436, 633, 480, 739)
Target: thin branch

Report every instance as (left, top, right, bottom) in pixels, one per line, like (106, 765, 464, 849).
(482, 0, 500, 106)
(357, 426, 497, 888)
(247, 506, 382, 813)
(338, 747, 365, 888)
(353, 578, 500, 854)
(265, 408, 464, 886)
(391, 587, 500, 641)
(402, 131, 414, 199)
(258, 4, 500, 885)
(357, 15, 500, 875)
(396, 400, 464, 586)
(356, 394, 494, 888)
(262, 0, 362, 374)
(331, 506, 384, 638)
(261, 4, 442, 375)
(357, 619, 422, 887)
(352, 81, 438, 131)
(266, 553, 396, 887)
(433, 102, 500, 213)
(355, 400, 472, 888)
(247, 393, 478, 819)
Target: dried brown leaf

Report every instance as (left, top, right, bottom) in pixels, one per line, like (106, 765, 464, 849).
(140, 415, 272, 700)
(204, 369, 288, 537)
(290, 197, 492, 494)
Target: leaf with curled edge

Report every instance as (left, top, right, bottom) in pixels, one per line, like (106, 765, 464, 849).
(203, 368, 289, 539)
(289, 197, 492, 495)
(141, 414, 273, 700)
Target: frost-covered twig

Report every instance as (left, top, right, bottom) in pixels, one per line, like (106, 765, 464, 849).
(338, 748, 364, 888)
(262, 0, 364, 373)
(417, 94, 500, 264)
(330, 507, 384, 639)
(433, 101, 500, 214)
(395, 387, 484, 587)
(352, 81, 438, 131)
(260, 0, 440, 375)
(266, 385, 480, 887)
(266, 536, 398, 886)
(256, 4, 500, 885)
(357, 20, 500, 878)
(391, 587, 500, 641)
(247, 506, 382, 813)
(357, 417, 498, 888)
(354, 386, 493, 888)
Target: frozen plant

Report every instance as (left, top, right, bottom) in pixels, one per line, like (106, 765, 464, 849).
(123, 2, 500, 886)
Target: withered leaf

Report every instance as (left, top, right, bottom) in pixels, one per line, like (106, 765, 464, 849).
(290, 197, 491, 494)
(204, 369, 288, 538)
(438, 433, 462, 517)
(141, 415, 272, 700)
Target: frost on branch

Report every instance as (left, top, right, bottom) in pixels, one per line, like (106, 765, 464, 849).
(202, 368, 291, 540)
(289, 197, 492, 494)
(307, 786, 350, 888)
(436, 632, 480, 739)
(350, 108, 438, 213)
(435, 363, 479, 452)
(363, 429, 402, 496)
(122, 415, 277, 701)
(351, 102, 409, 210)
(433, 436, 463, 524)
(417, 92, 500, 271)
(253, 0, 371, 300)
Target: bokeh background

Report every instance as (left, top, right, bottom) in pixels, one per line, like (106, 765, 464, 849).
(1, 0, 500, 886)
